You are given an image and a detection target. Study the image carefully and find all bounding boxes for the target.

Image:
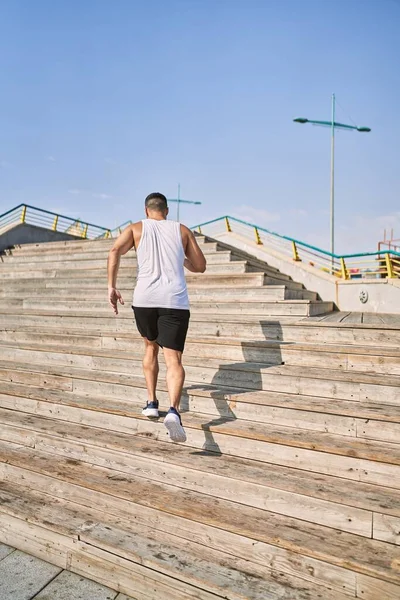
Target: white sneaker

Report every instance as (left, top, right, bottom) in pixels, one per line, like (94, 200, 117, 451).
(164, 408, 187, 443)
(142, 401, 159, 418)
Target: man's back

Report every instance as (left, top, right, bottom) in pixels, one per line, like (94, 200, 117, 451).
(133, 218, 189, 310)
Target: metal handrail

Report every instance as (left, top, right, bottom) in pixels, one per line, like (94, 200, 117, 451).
(0, 204, 111, 240)
(191, 215, 400, 279)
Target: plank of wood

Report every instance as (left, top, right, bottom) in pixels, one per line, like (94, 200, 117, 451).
(81, 522, 351, 600)
(0, 548, 62, 600)
(373, 514, 400, 546)
(33, 570, 119, 600)
(380, 313, 400, 326)
(0, 477, 357, 597)
(2, 400, 400, 495)
(1, 452, 399, 588)
(0, 439, 376, 539)
(0, 484, 248, 600)
(362, 313, 385, 325)
(319, 312, 351, 323)
(28, 431, 400, 520)
(356, 574, 400, 600)
(2, 396, 400, 474)
(70, 544, 224, 600)
(3, 378, 400, 429)
(357, 419, 400, 445)
(0, 367, 72, 391)
(3, 343, 400, 389)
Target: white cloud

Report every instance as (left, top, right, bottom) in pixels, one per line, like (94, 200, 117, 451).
(92, 192, 112, 200)
(68, 189, 113, 200)
(232, 204, 281, 226)
(46, 155, 56, 162)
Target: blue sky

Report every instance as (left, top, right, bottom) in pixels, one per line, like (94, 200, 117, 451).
(0, 0, 399, 253)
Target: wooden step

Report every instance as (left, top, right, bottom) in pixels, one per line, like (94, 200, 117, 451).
(0, 271, 304, 289)
(0, 285, 318, 301)
(1, 328, 399, 375)
(2, 341, 398, 403)
(0, 251, 240, 270)
(0, 439, 399, 598)
(0, 477, 357, 600)
(0, 261, 260, 278)
(1, 251, 276, 271)
(0, 386, 399, 487)
(1, 370, 400, 439)
(3, 316, 400, 346)
(1, 249, 284, 274)
(1, 411, 400, 539)
(7, 299, 333, 317)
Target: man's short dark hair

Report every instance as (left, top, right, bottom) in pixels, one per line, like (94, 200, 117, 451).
(145, 192, 168, 212)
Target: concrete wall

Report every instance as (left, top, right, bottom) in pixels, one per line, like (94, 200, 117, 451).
(214, 231, 400, 314)
(0, 223, 82, 252)
(337, 278, 400, 313)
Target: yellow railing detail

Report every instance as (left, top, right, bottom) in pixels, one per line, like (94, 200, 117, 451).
(292, 241, 301, 261)
(20, 206, 27, 223)
(82, 223, 89, 239)
(225, 217, 232, 232)
(105, 230, 112, 239)
(254, 227, 263, 245)
(52, 215, 59, 231)
(198, 226, 202, 234)
(340, 257, 349, 280)
(385, 253, 394, 278)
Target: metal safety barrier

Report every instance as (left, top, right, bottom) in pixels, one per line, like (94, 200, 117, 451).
(0, 204, 112, 240)
(191, 215, 400, 280)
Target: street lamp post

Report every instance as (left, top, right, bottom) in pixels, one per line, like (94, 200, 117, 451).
(294, 94, 371, 271)
(168, 184, 202, 221)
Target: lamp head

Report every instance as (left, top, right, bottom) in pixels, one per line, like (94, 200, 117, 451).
(357, 126, 371, 133)
(293, 118, 309, 124)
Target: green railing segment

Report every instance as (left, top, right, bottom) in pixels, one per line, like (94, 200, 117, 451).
(0, 204, 112, 240)
(191, 215, 400, 280)
(108, 220, 133, 237)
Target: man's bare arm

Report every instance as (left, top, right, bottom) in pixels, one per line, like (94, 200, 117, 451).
(107, 226, 135, 314)
(181, 226, 206, 273)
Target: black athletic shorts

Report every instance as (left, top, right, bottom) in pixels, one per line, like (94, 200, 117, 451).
(132, 307, 190, 352)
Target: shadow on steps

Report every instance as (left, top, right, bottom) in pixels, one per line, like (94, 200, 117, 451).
(183, 320, 284, 456)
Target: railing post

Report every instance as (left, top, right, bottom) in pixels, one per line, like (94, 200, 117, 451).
(291, 241, 301, 261)
(20, 205, 27, 223)
(225, 217, 232, 233)
(340, 257, 349, 280)
(385, 253, 394, 278)
(254, 227, 263, 245)
(197, 226, 202, 234)
(82, 224, 89, 239)
(52, 215, 59, 231)
(106, 230, 111, 239)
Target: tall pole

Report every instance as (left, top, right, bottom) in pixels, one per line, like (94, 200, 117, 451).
(177, 183, 181, 222)
(330, 93, 335, 272)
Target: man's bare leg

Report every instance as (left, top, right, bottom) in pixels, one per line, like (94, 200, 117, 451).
(163, 348, 185, 409)
(142, 339, 159, 417)
(163, 347, 187, 442)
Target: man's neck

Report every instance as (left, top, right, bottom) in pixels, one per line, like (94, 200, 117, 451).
(147, 213, 167, 221)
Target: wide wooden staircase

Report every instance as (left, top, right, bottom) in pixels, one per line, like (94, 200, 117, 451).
(0, 235, 399, 600)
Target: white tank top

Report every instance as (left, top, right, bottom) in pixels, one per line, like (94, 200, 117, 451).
(133, 219, 189, 310)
